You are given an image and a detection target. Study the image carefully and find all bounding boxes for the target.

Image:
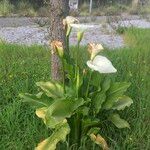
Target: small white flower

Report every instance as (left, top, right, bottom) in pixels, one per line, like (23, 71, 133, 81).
(87, 55, 117, 73)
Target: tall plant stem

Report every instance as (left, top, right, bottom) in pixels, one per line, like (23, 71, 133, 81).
(62, 59, 66, 93)
(66, 36, 70, 56)
(75, 42, 80, 98)
(69, 114, 82, 148)
(85, 71, 93, 97)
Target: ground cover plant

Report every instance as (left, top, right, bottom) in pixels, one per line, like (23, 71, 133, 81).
(0, 28, 150, 149)
(19, 17, 133, 150)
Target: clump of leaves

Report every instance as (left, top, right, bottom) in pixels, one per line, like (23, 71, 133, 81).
(20, 16, 133, 150)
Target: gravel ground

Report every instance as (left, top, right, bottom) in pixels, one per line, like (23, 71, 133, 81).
(0, 16, 150, 49)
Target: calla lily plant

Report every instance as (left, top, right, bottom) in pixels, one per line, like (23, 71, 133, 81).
(20, 16, 133, 150)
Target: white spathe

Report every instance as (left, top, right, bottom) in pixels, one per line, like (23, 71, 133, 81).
(70, 24, 95, 29)
(87, 55, 117, 73)
(65, 16, 79, 25)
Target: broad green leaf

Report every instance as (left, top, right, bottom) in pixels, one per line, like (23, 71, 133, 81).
(90, 72, 102, 88)
(45, 98, 85, 128)
(19, 93, 53, 108)
(103, 82, 131, 110)
(107, 82, 131, 96)
(35, 122, 70, 150)
(101, 77, 111, 92)
(36, 81, 64, 99)
(112, 96, 133, 110)
(89, 133, 109, 150)
(92, 91, 106, 114)
(108, 113, 130, 129)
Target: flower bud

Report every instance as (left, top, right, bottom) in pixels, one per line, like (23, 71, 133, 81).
(51, 41, 64, 58)
(77, 30, 84, 44)
(88, 43, 104, 60)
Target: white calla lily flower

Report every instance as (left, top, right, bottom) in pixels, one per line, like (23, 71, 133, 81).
(87, 55, 117, 73)
(70, 24, 95, 30)
(63, 16, 79, 26)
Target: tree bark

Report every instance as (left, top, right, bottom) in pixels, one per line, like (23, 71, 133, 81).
(132, 0, 139, 9)
(49, 0, 69, 81)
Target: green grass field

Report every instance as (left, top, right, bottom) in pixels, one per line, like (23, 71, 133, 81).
(0, 28, 150, 150)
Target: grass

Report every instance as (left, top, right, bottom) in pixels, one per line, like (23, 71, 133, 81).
(0, 1, 150, 17)
(0, 44, 51, 149)
(104, 28, 150, 149)
(0, 0, 37, 17)
(0, 0, 14, 16)
(0, 28, 150, 149)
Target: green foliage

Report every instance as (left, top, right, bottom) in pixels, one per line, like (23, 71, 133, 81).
(0, 28, 149, 149)
(0, 0, 14, 16)
(44, 97, 84, 128)
(19, 92, 54, 108)
(111, 96, 133, 110)
(36, 81, 64, 99)
(19, 24, 133, 149)
(35, 122, 70, 150)
(108, 113, 130, 129)
(102, 82, 131, 110)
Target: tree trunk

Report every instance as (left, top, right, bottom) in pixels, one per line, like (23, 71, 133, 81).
(132, 0, 139, 9)
(49, 0, 69, 81)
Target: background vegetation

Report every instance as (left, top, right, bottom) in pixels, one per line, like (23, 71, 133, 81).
(0, 28, 149, 149)
(0, 0, 150, 17)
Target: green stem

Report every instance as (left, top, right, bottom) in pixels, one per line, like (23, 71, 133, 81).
(66, 36, 70, 56)
(85, 71, 93, 98)
(73, 114, 82, 148)
(76, 42, 79, 66)
(75, 42, 80, 98)
(76, 67, 79, 98)
(62, 59, 66, 93)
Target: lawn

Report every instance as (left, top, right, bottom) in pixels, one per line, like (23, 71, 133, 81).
(0, 28, 150, 150)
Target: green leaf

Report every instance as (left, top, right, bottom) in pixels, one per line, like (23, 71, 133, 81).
(92, 91, 106, 114)
(112, 96, 133, 110)
(82, 118, 100, 134)
(19, 93, 53, 108)
(36, 81, 64, 99)
(87, 127, 100, 135)
(108, 113, 130, 129)
(64, 59, 74, 81)
(101, 77, 111, 92)
(103, 82, 131, 110)
(35, 122, 70, 150)
(77, 106, 89, 116)
(45, 98, 85, 128)
(90, 72, 102, 88)
(107, 82, 131, 96)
